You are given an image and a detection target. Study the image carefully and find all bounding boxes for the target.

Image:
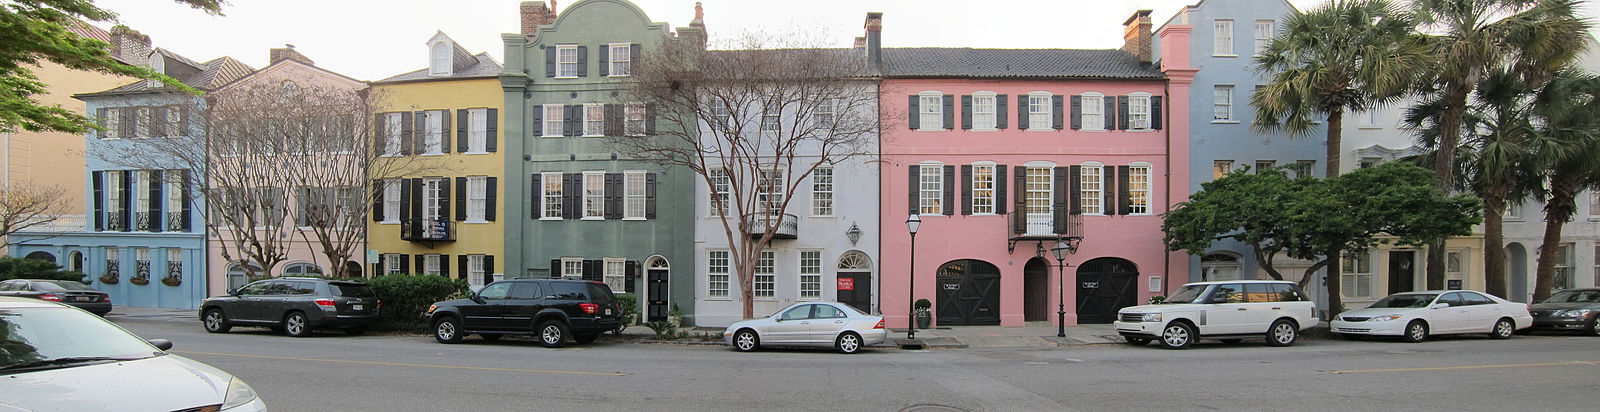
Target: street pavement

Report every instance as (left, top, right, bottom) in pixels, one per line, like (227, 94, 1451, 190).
(107, 310, 1599, 411)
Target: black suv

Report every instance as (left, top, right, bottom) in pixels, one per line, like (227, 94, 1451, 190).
(426, 278, 621, 348)
(199, 277, 380, 337)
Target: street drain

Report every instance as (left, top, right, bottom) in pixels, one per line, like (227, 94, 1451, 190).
(901, 404, 968, 412)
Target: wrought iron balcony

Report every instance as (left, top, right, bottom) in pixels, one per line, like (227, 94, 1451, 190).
(136, 211, 155, 231)
(167, 211, 186, 231)
(1006, 211, 1083, 253)
(745, 213, 798, 240)
(106, 213, 127, 231)
(401, 218, 455, 243)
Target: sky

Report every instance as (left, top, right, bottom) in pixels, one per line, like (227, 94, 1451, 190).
(95, 0, 1600, 81)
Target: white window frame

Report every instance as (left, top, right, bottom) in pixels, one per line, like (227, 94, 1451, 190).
(467, 254, 486, 289)
(625, 104, 646, 136)
(972, 92, 997, 131)
(1590, 191, 1600, 219)
(1128, 93, 1152, 131)
(583, 104, 604, 137)
(812, 166, 833, 217)
(624, 171, 646, 220)
(972, 162, 996, 215)
(422, 178, 444, 222)
(1081, 93, 1105, 131)
(382, 179, 401, 223)
(466, 176, 487, 222)
(542, 172, 563, 220)
(1255, 160, 1277, 173)
(582, 171, 604, 220)
(1129, 163, 1152, 215)
(1341, 251, 1373, 299)
(1212, 160, 1233, 180)
(422, 110, 444, 155)
(761, 97, 781, 132)
(709, 168, 730, 217)
(754, 250, 775, 299)
(165, 106, 182, 138)
(1081, 162, 1104, 215)
(1445, 249, 1468, 284)
(1024, 163, 1055, 236)
(758, 169, 784, 217)
(561, 257, 583, 279)
(1593, 244, 1599, 288)
(135, 107, 150, 138)
(1213, 86, 1233, 122)
(103, 108, 121, 139)
(813, 99, 834, 130)
(918, 91, 942, 132)
(1292, 160, 1316, 178)
(423, 254, 441, 276)
(604, 258, 626, 292)
(543, 104, 564, 137)
(707, 250, 729, 298)
(799, 250, 822, 300)
(919, 162, 943, 215)
(608, 42, 631, 77)
(165, 170, 183, 221)
(1254, 20, 1274, 56)
(135, 171, 151, 226)
(1027, 92, 1052, 131)
(1214, 19, 1235, 56)
(429, 42, 451, 76)
(383, 113, 402, 156)
(467, 108, 488, 153)
(384, 253, 401, 275)
(556, 45, 579, 78)
(106, 171, 123, 225)
(1555, 243, 1575, 290)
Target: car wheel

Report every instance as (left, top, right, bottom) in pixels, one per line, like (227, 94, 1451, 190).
(1219, 339, 1242, 344)
(1489, 317, 1515, 340)
(201, 308, 231, 333)
(733, 329, 760, 352)
(1159, 322, 1194, 350)
(1266, 319, 1298, 347)
(1402, 320, 1428, 343)
(1124, 337, 1151, 346)
(575, 333, 599, 344)
(433, 316, 463, 344)
(282, 311, 311, 337)
(479, 333, 502, 342)
(1585, 317, 1600, 337)
(836, 332, 863, 354)
(345, 327, 367, 336)
(537, 320, 569, 348)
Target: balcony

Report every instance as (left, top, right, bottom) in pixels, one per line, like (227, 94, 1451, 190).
(745, 213, 798, 240)
(106, 213, 127, 232)
(401, 219, 455, 244)
(1006, 211, 1083, 253)
(136, 211, 156, 231)
(167, 211, 186, 231)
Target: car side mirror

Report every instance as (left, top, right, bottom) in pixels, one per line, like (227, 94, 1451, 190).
(470, 292, 484, 303)
(147, 338, 174, 351)
(1431, 303, 1449, 309)
(226, 288, 239, 296)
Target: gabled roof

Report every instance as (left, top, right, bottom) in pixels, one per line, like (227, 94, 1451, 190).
(78, 51, 256, 97)
(374, 52, 503, 83)
(883, 48, 1163, 79)
(65, 20, 111, 43)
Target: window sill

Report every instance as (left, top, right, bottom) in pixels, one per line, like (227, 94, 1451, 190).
(420, 153, 444, 156)
(1357, 126, 1384, 130)
(807, 215, 835, 219)
(1127, 129, 1156, 133)
(623, 217, 646, 221)
(555, 76, 578, 79)
(381, 220, 399, 225)
(1025, 128, 1055, 132)
(1213, 54, 1238, 58)
(541, 135, 563, 138)
(581, 217, 605, 221)
(916, 128, 944, 132)
(704, 297, 734, 301)
(380, 154, 401, 158)
(582, 135, 603, 138)
(970, 128, 998, 132)
(464, 151, 490, 155)
(607, 74, 630, 78)
(463, 220, 489, 224)
(539, 217, 563, 221)
(1211, 120, 1239, 124)
(970, 213, 998, 217)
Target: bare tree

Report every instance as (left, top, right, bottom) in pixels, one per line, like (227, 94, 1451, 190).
(612, 33, 879, 318)
(0, 183, 71, 245)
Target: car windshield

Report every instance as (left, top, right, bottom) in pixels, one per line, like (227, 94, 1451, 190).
(1163, 285, 1208, 304)
(32, 281, 92, 292)
(1370, 294, 1440, 308)
(329, 283, 375, 298)
(1542, 290, 1600, 304)
(1, 307, 161, 372)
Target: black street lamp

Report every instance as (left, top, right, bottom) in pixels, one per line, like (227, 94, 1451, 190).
(906, 214, 920, 340)
(1051, 238, 1080, 338)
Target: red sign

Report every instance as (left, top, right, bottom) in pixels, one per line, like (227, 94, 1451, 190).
(837, 278, 855, 291)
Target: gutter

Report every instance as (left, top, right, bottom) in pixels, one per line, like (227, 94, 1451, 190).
(1161, 79, 1171, 298)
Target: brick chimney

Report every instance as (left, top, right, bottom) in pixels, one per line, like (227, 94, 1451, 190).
(1123, 9, 1153, 64)
(521, 0, 557, 34)
(864, 12, 882, 72)
(269, 44, 315, 66)
(108, 25, 152, 64)
(854, 36, 866, 48)
(677, 2, 707, 49)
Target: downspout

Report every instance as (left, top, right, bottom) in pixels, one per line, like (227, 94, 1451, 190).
(874, 80, 883, 315)
(1161, 79, 1171, 298)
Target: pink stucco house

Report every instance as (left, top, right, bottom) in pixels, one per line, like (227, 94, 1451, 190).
(872, 11, 1195, 328)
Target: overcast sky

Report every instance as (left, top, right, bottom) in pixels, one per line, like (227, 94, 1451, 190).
(96, 0, 1600, 81)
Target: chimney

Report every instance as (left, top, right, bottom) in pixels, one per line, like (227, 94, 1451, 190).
(108, 25, 152, 64)
(1123, 9, 1153, 64)
(853, 36, 866, 48)
(269, 44, 315, 66)
(677, 2, 707, 49)
(521, 1, 557, 34)
(864, 12, 882, 72)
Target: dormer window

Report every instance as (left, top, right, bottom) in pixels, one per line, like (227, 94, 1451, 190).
(429, 42, 451, 76)
(147, 54, 164, 87)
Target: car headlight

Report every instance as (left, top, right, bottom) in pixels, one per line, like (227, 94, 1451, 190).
(221, 377, 260, 410)
(1558, 309, 1593, 318)
(1141, 313, 1162, 322)
(1368, 314, 1402, 322)
(427, 305, 437, 315)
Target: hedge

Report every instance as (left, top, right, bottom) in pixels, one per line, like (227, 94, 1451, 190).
(271, 273, 466, 332)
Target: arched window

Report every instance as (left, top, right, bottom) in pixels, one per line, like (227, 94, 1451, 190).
(283, 262, 323, 277)
(24, 251, 55, 264)
(429, 42, 451, 76)
(1201, 253, 1242, 281)
(837, 251, 872, 271)
(226, 261, 263, 290)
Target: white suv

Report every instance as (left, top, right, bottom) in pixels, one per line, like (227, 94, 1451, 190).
(1114, 280, 1319, 349)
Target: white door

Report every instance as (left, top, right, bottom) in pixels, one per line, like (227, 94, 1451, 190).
(1431, 292, 1472, 333)
(1457, 292, 1501, 332)
(1025, 167, 1053, 236)
(1201, 283, 1251, 335)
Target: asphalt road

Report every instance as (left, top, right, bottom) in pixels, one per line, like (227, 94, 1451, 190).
(112, 318, 1599, 412)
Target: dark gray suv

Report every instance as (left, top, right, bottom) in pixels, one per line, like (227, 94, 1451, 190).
(426, 279, 621, 348)
(199, 277, 380, 337)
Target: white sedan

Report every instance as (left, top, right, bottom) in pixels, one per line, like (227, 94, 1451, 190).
(1331, 290, 1532, 343)
(723, 302, 886, 354)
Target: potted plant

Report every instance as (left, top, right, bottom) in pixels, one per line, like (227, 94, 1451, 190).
(1148, 295, 1167, 305)
(914, 299, 933, 329)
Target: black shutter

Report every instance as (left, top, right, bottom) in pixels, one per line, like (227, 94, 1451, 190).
(96, 108, 107, 139)
(415, 255, 424, 275)
(440, 254, 451, 277)
(942, 165, 955, 216)
(1118, 165, 1131, 215)
(486, 109, 498, 152)
(599, 44, 610, 76)
(1103, 165, 1116, 215)
(296, 187, 309, 227)
(551, 259, 561, 278)
(439, 178, 452, 221)
(995, 165, 1008, 215)
(645, 104, 656, 134)
(440, 111, 452, 153)
(92, 171, 104, 231)
(630, 44, 640, 68)
(375, 254, 385, 277)
(576, 46, 588, 77)
(457, 109, 469, 151)
(545, 47, 557, 77)
(644, 173, 656, 219)
(455, 177, 468, 221)
(605, 173, 621, 219)
(1012, 166, 1025, 234)
(484, 255, 494, 281)
(411, 179, 425, 237)
(149, 171, 163, 231)
(399, 254, 410, 275)
(584, 260, 599, 281)
(179, 170, 191, 230)
(604, 104, 622, 136)
(1069, 166, 1082, 214)
(373, 113, 386, 153)
(960, 95, 973, 130)
(399, 177, 413, 223)
(372, 179, 383, 222)
(1151, 96, 1163, 130)
(563, 173, 579, 219)
(120, 108, 134, 138)
(1016, 95, 1029, 130)
(941, 94, 954, 130)
(960, 164, 973, 215)
(995, 95, 1008, 129)
(1053, 167, 1068, 233)
(1052, 95, 1064, 130)
(413, 112, 427, 154)
(907, 95, 919, 130)
(119, 170, 131, 232)
(530, 174, 542, 218)
(1118, 96, 1130, 130)
(625, 261, 638, 293)
(459, 255, 469, 281)
(486, 177, 498, 221)
(906, 165, 919, 214)
(1070, 95, 1083, 130)
(1104, 97, 1117, 131)
(565, 105, 580, 137)
(399, 112, 414, 155)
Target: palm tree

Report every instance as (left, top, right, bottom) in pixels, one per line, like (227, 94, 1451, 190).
(1252, 0, 1430, 315)
(1409, 0, 1588, 290)
(1526, 70, 1600, 302)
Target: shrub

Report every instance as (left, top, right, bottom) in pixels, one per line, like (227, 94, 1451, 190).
(274, 273, 466, 332)
(645, 320, 677, 339)
(616, 294, 638, 325)
(0, 256, 89, 283)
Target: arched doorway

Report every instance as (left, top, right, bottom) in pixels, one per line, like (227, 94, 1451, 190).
(282, 262, 323, 277)
(68, 251, 84, 273)
(225, 262, 262, 290)
(1024, 257, 1049, 321)
(1508, 243, 1529, 302)
(935, 259, 1001, 326)
(1201, 253, 1241, 281)
(344, 261, 363, 278)
(645, 255, 670, 322)
(1076, 257, 1139, 324)
(836, 251, 873, 314)
(24, 251, 55, 264)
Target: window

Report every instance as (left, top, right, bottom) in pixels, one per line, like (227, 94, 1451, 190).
(608, 42, 631, 77)
(624, 171, 645, 219)
(1129, 165, 1151, 214)
(542, 104, 563, 137)
(1255, 160, 1276, 173)
(1359, 157, 1382, 169)
(1254, 20, 1274, 56)
(1026, 166, 1053, 235)
(800, 250, 822, 299)
(1028, 93, 1051, 130)
(919, 93, 942, 131)
(556, 45, 579, 77)
(1291, 160, 1316, 178)
(583, 172, 604, 219)
(814, 99, 834, 129)
(423, 111, 443, 154)
(919, 164, 942, 214)
(1213, 86, 1233, 121)
(1358, 107, 1381, 127)
(166, 248, 183, 279)
(709, 168, 730, 216)
(1082, 93, 1104, 131)
(384, 253, 401, 275)
(1594, 245, 1599, 288)
(1212, 160, 1233, 180)
(423, 254, 441, 276)
(135, 171, 151, 228)
(1341, 251, 1373, 298)
(105, 247, 120, 277)
(166, 170, 183, 228)
(135, 107, 150, 138)
(1081, 165, 1103, 215)
(1590, 191, 1600, 218)
(1504, 201, 1522, 220)
(562, 257, 583, 279)
(1446, 249, 1467, 284)
(812, 167, 833, 216)
(583, 104, 604, 137)
(1214, 19, 1235, 56)
(1201, 254, 1241, 281)
(972, 93, 996, 130)
(106, 172, 123, 229)
(761, 98, 780, 132)
(625, 104, 646, 136)
(708, 250, 729, 298)
(430, 43, 451, 76)
(383, 113, 402, 155)
(759, 169, 784, 216)
(467, 254, 486, 289)
(467, 176, 487, 221)
(711, 100, 730, 130)
(1555, 243, 1575, 290)
(754, 250, 775, 298)
(383, 179, 401, 222)
(165, 106, 181, 138)
(467, 108, 487, 152)
(422, 178, 443, 221)
(103, 108, 121, 139)
(1128, 94, 1151, 130)
(972, 164, 995, 214)
(604, 258, 626, 292)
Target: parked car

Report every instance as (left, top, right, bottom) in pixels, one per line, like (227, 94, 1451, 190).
(1331, 290, 1532, 342)
(426, 278, 622, 348)
(722, 301, 887, 354)
(1527, 288, 1600, 336)
(1114, 280, 1319, 349)
(0, 279, 111, 316)
(199, 277, 380, 337)
(0, 297, 265, 411)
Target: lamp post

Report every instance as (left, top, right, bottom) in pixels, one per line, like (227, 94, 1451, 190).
(906, 214, 920, 340)
(1051, 238, 1079, 338)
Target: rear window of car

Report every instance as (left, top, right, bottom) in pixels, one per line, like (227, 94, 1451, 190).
(329, 282, 375, 297)
(587, 284, 615, 304)
(39, 281, 94, 291)
(549, 282, 588, 300)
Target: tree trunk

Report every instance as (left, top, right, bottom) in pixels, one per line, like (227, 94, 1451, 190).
(1481, 189, 1509, 298)
(1323, 111, 1344, 317)
(1252, 244, 1284, 281)
(1427, 85, 1472, 290)
(1532, 177, 1579, 302)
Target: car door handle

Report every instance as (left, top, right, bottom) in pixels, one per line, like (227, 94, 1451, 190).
(800, 321, 810, 325)
(1237, 308, 1248, 311)
(835, 320, 845, 324)
(1270, 307, 1281, 310)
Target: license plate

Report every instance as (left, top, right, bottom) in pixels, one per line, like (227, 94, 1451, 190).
(352, 304, 364, 311)
(74, 297, 90, 302)
(605, 308, 612, 315)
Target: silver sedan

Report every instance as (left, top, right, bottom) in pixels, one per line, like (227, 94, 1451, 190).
(723, 302, 886, 354)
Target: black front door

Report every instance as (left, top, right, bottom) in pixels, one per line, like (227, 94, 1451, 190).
(647, 269, 669, 321)
(836, 272, 872, 313)
(935, 260, 1001, 326)
(1389, 251, 1415, 294)
(1075, 258, 1139, 324)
